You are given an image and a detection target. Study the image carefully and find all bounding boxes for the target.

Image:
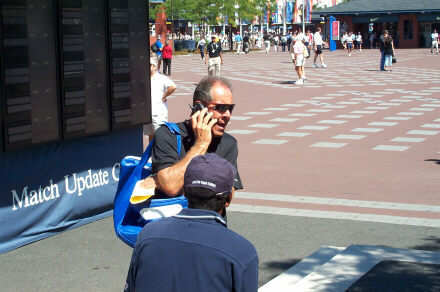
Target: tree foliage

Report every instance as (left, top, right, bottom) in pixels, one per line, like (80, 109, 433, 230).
(149, 0, 277, 27)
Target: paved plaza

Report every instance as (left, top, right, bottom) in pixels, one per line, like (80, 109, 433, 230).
(170, 48, 440, 227)
(1, 48, 439, 291)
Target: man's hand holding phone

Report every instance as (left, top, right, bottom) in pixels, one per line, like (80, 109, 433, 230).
(190, 104, 217, 149)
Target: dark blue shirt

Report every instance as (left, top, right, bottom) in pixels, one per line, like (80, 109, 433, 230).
(125, 208, 259, 292)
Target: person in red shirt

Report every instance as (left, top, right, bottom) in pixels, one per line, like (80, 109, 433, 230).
(162, 40, 173, 75)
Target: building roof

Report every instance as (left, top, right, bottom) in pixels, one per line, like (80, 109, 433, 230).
(314, 0, 440, 15)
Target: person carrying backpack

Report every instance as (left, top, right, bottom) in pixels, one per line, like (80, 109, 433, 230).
(153, 35, 163, 71)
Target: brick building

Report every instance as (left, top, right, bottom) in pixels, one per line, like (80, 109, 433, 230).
(314, 0, 440, 48)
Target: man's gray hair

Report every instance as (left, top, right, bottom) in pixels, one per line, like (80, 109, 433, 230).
(193, 76, 233, 105)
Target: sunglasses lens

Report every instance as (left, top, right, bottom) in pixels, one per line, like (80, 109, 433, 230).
(214, 104, 234, 113)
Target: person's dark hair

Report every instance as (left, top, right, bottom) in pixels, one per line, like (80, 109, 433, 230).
(192, 76, 233, 105)
(383, 30, 389, 35)
(385, 35, 393, 42)
(184, 187, 230, 211)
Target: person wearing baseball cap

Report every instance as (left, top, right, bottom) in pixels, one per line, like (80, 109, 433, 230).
(125, 153, 259, 292)
(154, 35, 163, 71)
(205, 34, 223, 76)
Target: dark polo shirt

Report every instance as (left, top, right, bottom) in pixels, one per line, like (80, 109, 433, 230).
(207, 41, 222, 58)
(151, 121, 243, 198)
(125, 208, 259, 292)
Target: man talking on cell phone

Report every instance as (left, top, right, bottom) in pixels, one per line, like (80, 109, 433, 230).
(141, 76, 243, 219)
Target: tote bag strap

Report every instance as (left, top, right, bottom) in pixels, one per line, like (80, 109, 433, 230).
(163, 122, 182, 158)
(133, 122, 182, 176)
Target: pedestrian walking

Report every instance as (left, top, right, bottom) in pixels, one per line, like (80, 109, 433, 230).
(273, 34, 279, 52)
(379, 30, 387, 71)
(369, 32, 374, 49)
(205, 35, 223, 76)
(235, 32, 243, 54)
(286, 32, 292, 52)
(384, 33, 395, 71)
(281, 35, 287, 52)
(355, 32, 363, 52)
(346, 32, 354, 56)
(263, 33, 270, 54)
(305, 30, 312, 50)
(312, 27, 328, 68)
(431, 29, 439, 54)
(197, 36, 206, 60)
(162, 40, 172, 76)
(341, 31, 348, 51)
(293, 37, 305, 84)
(154, 35, 163, 71)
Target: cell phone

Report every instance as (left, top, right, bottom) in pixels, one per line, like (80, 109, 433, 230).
(189, 103, 205, 116)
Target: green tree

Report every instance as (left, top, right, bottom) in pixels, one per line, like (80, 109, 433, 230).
(150, 0, 276, 28)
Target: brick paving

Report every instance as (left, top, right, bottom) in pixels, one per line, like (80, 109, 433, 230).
(167, 48, 440, 226)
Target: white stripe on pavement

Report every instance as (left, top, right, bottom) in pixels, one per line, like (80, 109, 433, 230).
(234, 192, 440, 212)
(229, 204, 440, 227)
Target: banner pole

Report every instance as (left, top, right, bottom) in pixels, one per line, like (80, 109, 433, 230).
(302, 0, 305, 33)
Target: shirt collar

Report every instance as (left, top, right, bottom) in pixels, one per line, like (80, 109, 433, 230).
(173, 208, 227, 227)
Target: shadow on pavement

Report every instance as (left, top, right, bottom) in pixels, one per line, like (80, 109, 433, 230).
(425, 159, 440, 166)
(263, 258, 301, 271)
(259, 258, 301, 287)
(346, 260, 440, 292)
(274, 81, 297, 84)
(411, 236, 440, 252)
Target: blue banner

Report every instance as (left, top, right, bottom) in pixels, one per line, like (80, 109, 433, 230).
(0, 128, 142, 254)
(286, 2, 293, 23)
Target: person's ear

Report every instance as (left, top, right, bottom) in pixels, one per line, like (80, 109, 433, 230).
(224, 190, 234, 208)
(224, 194, 232, 208)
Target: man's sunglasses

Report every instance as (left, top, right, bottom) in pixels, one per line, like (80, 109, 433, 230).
(208, 103, 235, 114)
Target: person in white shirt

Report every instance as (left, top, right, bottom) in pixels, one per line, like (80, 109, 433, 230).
(143, 57, 177, 150)
(346, 32, 354, 56)
(341, 31, 348, 51)
(293, 37, 305, 84)
(312, 27, 328, 68)
(273, 34, 279, 52)
(431, 29, 439, 54)
(197, 36, 206, 60)
(355, 32, 363, 52)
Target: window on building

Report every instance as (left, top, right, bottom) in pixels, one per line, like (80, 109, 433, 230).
(403, 20, 413, 39)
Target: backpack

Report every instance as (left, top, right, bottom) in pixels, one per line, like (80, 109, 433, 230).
(151, 43, 158, 53)
(303, 45, 310, 58)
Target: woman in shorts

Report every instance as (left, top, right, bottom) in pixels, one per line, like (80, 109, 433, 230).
(346, 32, 354, 56)
(355, 32, 362, 52)
(293, 37, 305, 84)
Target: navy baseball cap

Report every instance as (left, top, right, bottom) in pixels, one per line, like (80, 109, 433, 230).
(184, 153, 236, 199)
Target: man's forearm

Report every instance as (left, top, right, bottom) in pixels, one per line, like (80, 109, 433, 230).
(156, 142, 209, 196)
(164, 86, 176, 99)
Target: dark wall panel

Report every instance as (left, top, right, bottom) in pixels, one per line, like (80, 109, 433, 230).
(27, 0, 60, 144)
(0, 0, 150, 151)
(59, 2, 85, 139)
(128, 0, 149, 125)
(1, 3, 33, 149)
(83, 0, 109, 134)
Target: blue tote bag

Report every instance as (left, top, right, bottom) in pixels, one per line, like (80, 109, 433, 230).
(113, 122, 188, 247)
